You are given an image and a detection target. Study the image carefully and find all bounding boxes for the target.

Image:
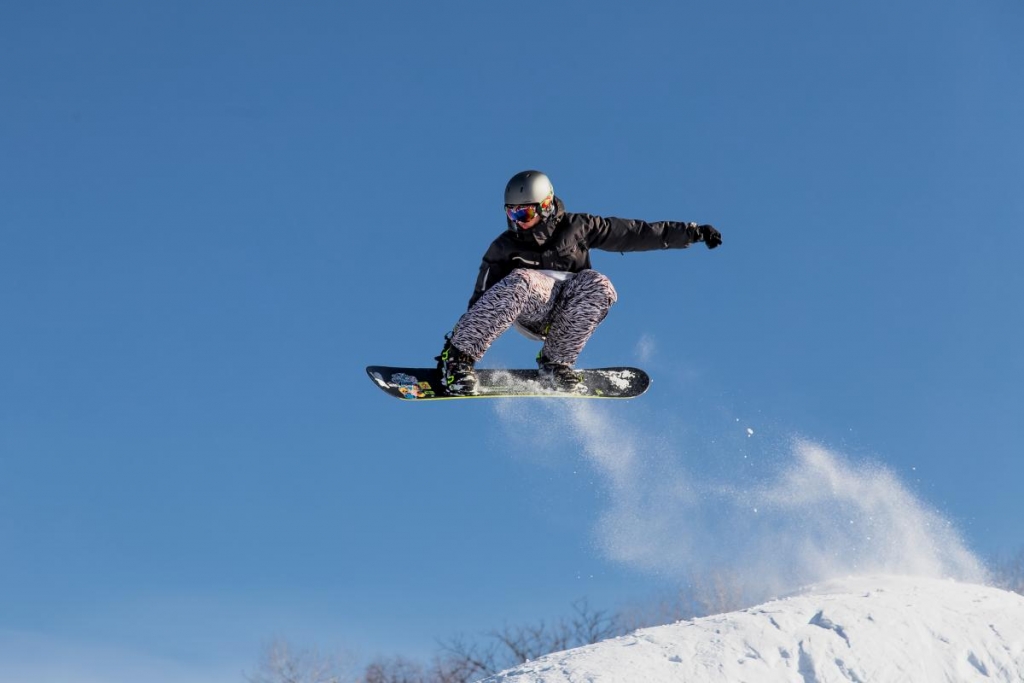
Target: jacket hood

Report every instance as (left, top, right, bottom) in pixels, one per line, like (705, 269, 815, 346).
(506, 196, 566, 247)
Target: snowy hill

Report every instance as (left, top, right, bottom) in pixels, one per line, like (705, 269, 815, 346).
(483, 575, 1024, 682)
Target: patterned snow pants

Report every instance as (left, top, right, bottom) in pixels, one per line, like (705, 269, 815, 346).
(450, 269, 618, 365)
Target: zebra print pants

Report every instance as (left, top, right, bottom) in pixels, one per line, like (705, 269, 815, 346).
(450, 269, 618, 366)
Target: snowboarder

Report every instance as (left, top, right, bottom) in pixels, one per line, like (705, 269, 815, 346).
(437, 170, 722, 395)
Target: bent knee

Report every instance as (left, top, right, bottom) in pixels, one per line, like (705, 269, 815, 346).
(576, 270, 618, 303)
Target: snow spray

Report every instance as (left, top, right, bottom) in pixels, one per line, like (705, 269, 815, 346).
(494, 400, 987, 600)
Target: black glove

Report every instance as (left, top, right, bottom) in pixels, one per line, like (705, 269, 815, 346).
(697, 224, 722, 249)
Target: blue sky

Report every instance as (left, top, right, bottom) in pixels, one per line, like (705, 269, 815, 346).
(2, 0, 1022, 680)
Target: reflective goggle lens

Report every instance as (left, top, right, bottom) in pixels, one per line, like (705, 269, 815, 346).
(506, 204, 540, 223)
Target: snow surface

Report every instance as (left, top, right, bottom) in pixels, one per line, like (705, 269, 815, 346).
(482, 575, 1024, 682)
(488, 403, 1014, 681)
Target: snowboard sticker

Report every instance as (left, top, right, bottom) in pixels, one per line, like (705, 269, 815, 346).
(366, 366, 650, 401)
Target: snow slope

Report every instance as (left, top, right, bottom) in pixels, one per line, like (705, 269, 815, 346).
(483, 575, 1024, 682)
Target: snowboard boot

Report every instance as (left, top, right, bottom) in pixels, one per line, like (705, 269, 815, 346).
(537, 355, 584, 393)
(436, 335, 479, 396)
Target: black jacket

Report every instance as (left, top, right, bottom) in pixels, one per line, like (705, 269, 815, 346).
(468, 196, 704, 308)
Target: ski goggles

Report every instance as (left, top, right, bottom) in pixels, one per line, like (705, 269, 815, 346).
(505, 203, 541, 224)
(505, 194, 553, 224)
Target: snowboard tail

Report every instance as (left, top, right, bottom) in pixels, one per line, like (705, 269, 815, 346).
(366, 366, 650, 401)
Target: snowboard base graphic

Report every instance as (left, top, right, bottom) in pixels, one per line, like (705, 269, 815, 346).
(366, 366, 650, 401)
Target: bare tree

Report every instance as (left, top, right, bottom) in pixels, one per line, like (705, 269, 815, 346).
(253, 575, 760, 683)
(246, 638, 352, 683)
(364, 652, 479, 683)
(687, 569, 750, 616)
(436, 599, 623, 680)
(991, 549, 1024, 595)
(362, 655, 429, 683)
(618, 569, 753, 633)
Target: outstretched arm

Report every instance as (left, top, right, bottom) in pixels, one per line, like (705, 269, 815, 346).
(583, 214, 721, 252)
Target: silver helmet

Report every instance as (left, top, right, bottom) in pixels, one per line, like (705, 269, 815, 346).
(504, 170, 556, 218)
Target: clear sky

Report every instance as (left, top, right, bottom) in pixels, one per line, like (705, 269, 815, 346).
(2, 1, 1022, 681)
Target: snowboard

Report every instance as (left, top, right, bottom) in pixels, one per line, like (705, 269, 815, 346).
(366, 365, 650, 401)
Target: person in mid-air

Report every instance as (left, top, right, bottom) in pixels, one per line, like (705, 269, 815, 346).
(436, 170, 722, 395)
